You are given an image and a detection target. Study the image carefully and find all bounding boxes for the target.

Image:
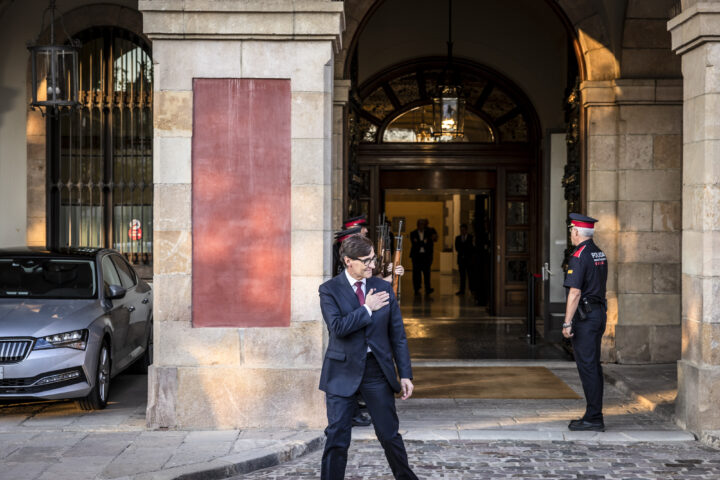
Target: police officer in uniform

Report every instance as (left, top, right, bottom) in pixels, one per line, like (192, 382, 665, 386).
(562, 213, 608, 432)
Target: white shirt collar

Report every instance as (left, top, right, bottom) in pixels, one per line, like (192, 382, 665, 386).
(344, 269, 365, 288)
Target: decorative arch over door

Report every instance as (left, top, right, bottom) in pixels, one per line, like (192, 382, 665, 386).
(347, 58, 542, 315)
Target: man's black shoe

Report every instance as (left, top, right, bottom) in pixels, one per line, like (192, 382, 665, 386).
(427, 288, 434, 294)
(568, 419, 604, 431)
(455, 291, 464, 295)
(352, 412, 371, 427)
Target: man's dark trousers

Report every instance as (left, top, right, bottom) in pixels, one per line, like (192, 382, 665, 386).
(571, 308, 607, 422)
(411, 254, 431, 292)
(322, 353, 417, 480)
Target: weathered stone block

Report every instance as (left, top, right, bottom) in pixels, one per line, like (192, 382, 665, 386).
(154, 321, 240, 367)
(587, 202, 618, 232)
(618, 201, 652, 231)
(588, 170, 617, 202)
(292, 184, 326, 231)
(701, 322, 720, 364)
(292, 92, 328, 139)
(586, 106, 619, 135)
(291, 230, 325, 276)
(683, 140, 720, 186)
(618, 263, 653, 293)
(618, 293, 681, 326)
(623, 19, 671, 49)
(619, 105, 682, 135)
(653, 134, 681, 169)
(621, 49, 682, 83)
(682, 315, 701, 364)
(154, 231, 191, 275)
(153, 273, 192, 323)
(615, 325, 651, 363)
(146, 365, 178, 429)
(676, 361, 720, 433)
(619, 135, 653, 169)
(154, 137, 191, 184)
(618, 170, 681, 201)
(650, 325, 681, 363)
(152, 40, 242, 91)
(653, 263, 681, 293)
(618, 232, 680, 263)
(155, 184, 191, 232)
(292, 139, 326, 186)
(184, 12, 294, 36)
(175, 366, 325, 429)
(701, 276, 720, 324)
(291, 275, 325, 323)
(241, 41, 333, 93)
(154, 91, 193, 137)
(653, 201, 681, 232)
(682, 273, 703, 324)
(243, 321, 323, 368)
(626, 0, 675, 19)
(588, 135, 619, 170)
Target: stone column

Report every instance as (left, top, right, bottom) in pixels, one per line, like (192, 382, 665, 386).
(141, 0, 344, 430)
(670, 1, 720, 434)
(583, 78, 683, 364)
(332, 79, 351, 232)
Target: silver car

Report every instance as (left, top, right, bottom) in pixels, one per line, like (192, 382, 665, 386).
(0, 247, 152, 409)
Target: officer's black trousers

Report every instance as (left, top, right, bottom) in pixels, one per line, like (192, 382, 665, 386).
(321, 354, 417, 480)
(571, 309, 607, 422)
(411, 255, 431, 293)
(457, 260, 469, 293)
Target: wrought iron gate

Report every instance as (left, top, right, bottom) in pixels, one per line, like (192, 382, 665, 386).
(47, 27, 153, 276)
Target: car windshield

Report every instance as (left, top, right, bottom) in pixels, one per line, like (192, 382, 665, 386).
(0, 257, 97, 299)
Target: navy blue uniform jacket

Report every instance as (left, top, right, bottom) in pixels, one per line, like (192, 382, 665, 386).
(318, 274, 413, 397)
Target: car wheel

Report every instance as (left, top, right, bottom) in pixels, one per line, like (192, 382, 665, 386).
(77, 341, 110, 411)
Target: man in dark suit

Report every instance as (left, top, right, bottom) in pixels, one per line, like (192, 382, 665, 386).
(454, 224, 473, 295)
(319, 234, 418, 480)
(409, 219, 435, 295)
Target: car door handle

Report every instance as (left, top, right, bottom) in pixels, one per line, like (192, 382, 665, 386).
(142, 298, 149, 304)
(127, 305, 136, 312)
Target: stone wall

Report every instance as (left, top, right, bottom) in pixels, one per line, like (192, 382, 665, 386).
(584, 79, 683, 364)
(141, 0, 344, 430)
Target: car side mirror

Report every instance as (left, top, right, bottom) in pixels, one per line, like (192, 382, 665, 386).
(107, 284, 127, 300)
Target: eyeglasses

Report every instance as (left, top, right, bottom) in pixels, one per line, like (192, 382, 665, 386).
(351, 255, 377, 267)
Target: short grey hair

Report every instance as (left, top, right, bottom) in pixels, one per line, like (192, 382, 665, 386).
(574, 226, 594, 238)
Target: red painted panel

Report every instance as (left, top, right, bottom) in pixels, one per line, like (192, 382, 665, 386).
(192, 79, 291, 327)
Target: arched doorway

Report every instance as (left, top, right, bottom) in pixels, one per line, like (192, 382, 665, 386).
(349, 58, 541, 317)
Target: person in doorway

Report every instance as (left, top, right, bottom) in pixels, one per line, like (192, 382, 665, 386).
(562, 213, 608, 432)
(319, 234, 418, 480)
(454, 224, 473, 295)
(409, 219, 435, 295)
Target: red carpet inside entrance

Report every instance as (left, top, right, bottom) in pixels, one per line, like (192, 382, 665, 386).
(410, 366, 581, 399)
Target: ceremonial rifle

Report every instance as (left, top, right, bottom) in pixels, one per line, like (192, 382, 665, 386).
(392, 219, 404, 300)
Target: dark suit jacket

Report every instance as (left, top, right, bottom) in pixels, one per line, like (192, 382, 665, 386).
(455, 234, 474, 263)
(409, 229, 434, 258)
(318, 274, 413, 397)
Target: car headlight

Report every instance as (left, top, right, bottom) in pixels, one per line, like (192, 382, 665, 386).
(34, 329, 88, 350)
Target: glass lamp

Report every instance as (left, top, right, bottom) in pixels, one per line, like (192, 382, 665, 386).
(28, 0, 80, 114)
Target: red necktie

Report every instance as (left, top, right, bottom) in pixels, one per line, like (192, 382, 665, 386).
(354, 281, 365, 306)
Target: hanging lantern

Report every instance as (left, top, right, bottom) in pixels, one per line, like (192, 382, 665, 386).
(28, 0, 80, 115)
(433, 83, 465, 139)
(432, 0, 465, 140)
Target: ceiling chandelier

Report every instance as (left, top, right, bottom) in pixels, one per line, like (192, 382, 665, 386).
(432, 0, 465, 140)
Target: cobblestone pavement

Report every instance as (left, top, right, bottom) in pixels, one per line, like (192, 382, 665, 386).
(234, 440, 720, 479)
